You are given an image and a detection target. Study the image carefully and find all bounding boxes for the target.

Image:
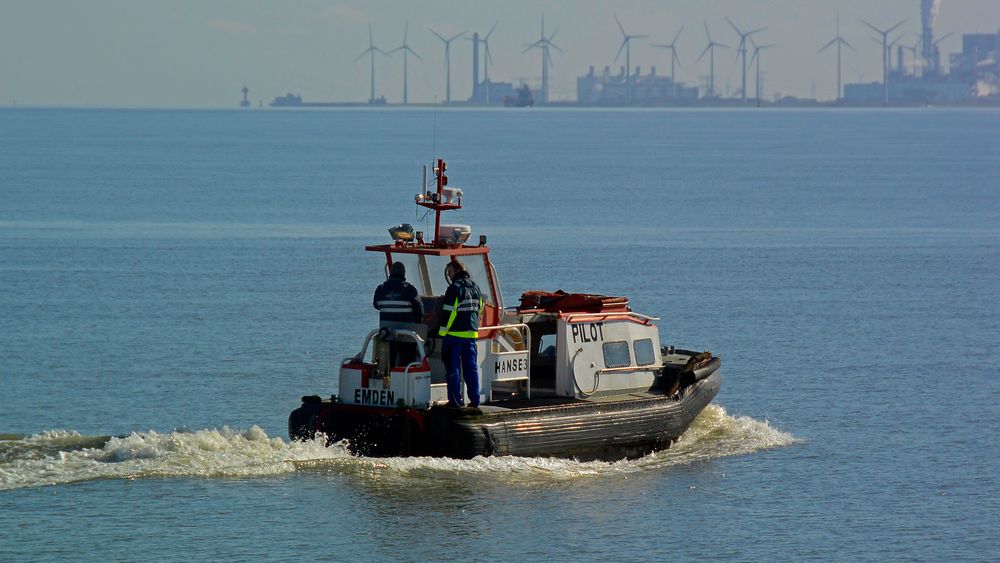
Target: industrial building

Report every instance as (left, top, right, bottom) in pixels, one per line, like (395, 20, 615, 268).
(577, 66, 698, 105)
(844, 30, 1000, 104)
(843, 0, 998, 104)
(951, 31, 1000, 96)
(468, 80, 516, 105)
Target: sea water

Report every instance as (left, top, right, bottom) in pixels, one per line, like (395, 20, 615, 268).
(1, 107, 998, 560)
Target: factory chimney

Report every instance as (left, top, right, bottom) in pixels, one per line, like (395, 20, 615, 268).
(921, 0, 941, 72)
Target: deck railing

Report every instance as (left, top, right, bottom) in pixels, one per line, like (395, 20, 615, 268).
(480, 322, 532, 401)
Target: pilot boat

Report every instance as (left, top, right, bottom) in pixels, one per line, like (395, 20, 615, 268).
(289, 159, 721, 461)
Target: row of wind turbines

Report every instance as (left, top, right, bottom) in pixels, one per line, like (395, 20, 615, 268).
(355, 13, 949, 105)
(355, 21, 496, 105)
(358, 18, 562, 105)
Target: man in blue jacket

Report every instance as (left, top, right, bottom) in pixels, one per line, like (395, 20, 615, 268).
(374, 262, 423, 365)
(437, 260, 483, 408)
(373, 262, 423, 324)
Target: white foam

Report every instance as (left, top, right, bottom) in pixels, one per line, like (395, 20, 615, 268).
(0, 406, 798, 490)
(0, 426, 347, 491)
(296, 404, 800, 480)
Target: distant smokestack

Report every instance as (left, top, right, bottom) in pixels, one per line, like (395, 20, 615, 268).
(921, 0, 941, 64)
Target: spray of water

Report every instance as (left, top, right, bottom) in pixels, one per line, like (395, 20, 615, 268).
(0, 405, 797, 491)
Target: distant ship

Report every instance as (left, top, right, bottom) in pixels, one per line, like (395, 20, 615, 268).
(503, 84, 535, 107)
(270, 93, 303, 107)
(268, 94, 383, 108)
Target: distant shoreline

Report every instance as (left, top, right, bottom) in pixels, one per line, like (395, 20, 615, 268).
(3, 100, 1000, 110)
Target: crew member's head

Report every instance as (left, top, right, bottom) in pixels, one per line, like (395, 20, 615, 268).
(445, 259, 466, 282)
(390, 261, 406, 278)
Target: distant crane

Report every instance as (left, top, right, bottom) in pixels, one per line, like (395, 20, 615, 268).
(726, 17, 766, 105)
(390, 22, 421, 105)
(524, 15, 561, 105)
(860, 18, 907, 107)
(818, 13, 854, 102)
(652, 26, 684, 98)
(430, 28, 465, 104)
(697, 21, 729, 99)
(613, 15, 647, 104)
(356, 24, 389, 104)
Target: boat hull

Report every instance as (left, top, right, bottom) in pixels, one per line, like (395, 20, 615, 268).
(290, 361, 721, 461)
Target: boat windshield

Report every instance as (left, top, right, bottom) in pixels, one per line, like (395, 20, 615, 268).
(389, 252, 496, 306)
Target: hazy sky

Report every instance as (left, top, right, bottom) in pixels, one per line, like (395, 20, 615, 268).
(1, 0, 998, 107)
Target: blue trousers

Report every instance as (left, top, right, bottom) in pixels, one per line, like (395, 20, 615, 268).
(442, 335, 480, 407)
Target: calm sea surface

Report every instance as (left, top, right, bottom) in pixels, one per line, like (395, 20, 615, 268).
(1, 107, 998, 560)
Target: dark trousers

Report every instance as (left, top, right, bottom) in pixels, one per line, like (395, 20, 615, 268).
(442, 335, 480, 407)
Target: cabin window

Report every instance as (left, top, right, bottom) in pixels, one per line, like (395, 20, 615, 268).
(390, 254, 425, 293)
(537, 333, 557, 358)
(602, 341, 631, 368)
(462, 255, 496, 307)
(634, 338, 655, 366)
(389, 253, 495, 306)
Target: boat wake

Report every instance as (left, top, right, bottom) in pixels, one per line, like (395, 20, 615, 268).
(0, 427, 345, 491)
(0, 405, 796, 491)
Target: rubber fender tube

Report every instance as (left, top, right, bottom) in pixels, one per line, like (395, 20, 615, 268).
(692, 356, 721, 382)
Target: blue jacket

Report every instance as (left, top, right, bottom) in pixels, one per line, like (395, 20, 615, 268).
(373, 275, 423, 323)
(438, 271, 483, 339)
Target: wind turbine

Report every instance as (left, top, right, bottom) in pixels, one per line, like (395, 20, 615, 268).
(860, 18, 907, 106)
(652, 25, 684, 98)
(871, 33, 905, 82)
(749, 39, 774, 105)
(356, 24, 389, 104)
(430, 28, 465, 104)
(726, 17, 766, 105)
(697, 21, 729, 99)
(390, 22, 421, 105)
(467, 20, 498, 104)
(818, 13, 854, 102)
(899, 36, 919, 77)
(524, 15, 562, 105)
(614, 15, 647, 104)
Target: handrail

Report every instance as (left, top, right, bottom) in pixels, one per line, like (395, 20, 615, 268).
(479, 323, 532, 360)
(573, 357, 662, 398)
(345, 328, 430, 407)
(346, 329, 381, 364)
(595, 365, 662, 374)
(561, 311, 661, 323)
(346, 328, 427, 364)
(478, 322, 532, 401)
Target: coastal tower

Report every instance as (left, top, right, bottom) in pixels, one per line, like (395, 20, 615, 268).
(240, 86, 250, 108)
